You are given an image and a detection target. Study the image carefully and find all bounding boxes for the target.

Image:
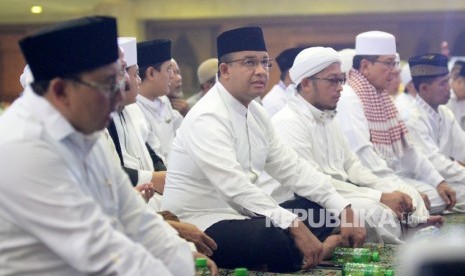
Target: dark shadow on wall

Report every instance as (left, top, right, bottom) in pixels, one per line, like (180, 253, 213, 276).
(173, 34, 198, 97)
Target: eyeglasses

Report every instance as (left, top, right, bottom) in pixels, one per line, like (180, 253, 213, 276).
(226, 57, 273, 70)
(70, 77, 125, 98)
(373, 59, 399, 69)
(308, 77, 346, 86)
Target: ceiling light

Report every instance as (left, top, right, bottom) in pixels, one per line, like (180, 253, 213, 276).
(31, 6, 43, 14)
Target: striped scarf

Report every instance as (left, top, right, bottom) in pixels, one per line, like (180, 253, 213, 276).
(348, 68, 412, 160)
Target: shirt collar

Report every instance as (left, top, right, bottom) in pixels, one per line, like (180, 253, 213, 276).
(278, 80, 287, 91)
(294, 92, 337, 124)
(23, 86, 102, 154)
(137, 94, 163, 109)
(450, 89, 458, 101)
(216, 82, 248, 117)
(416, 95, 441, 121)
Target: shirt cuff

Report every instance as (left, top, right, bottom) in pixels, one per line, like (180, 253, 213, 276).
(270, 208, 298, 230)
(137, 170, 153, 186)
(364, 188, 383, 202)
(428, 172, 444, 188)
(324, 193, 351, 217)
(187, 242, 197, 251)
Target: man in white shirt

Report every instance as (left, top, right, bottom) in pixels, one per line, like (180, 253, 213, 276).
(262, 47, 303, 116)
(270, 46, 420, 243)
(395, 63, 418, 120)
(108, 37, 166, 194)
(338, 48, 356, 77)
(0, 16, 201, 275)
(404, 53, 465, 212)
(187, 58, 218, 108)
(162, 26, 365, 272)
(337, 30, 455, 215)
(447, 60, 465, 130)
(136, 39, 183, 166)
(110, 37, 218, 256)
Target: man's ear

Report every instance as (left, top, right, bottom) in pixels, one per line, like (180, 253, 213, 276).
(218, 63, 230, 79)
(50, 78, 68, 98)
(360, 59, 371, 75)
(301, 77, 311, 89)
(46, 78, 72, 107)
(418, 82, 429, 94)
(145, 66, 157, 81)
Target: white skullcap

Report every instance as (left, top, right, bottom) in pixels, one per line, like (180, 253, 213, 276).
(289, 47, 341, 85)
(197, 58, 218, 84)
(355, 31, 396, 56)
(19, 64, 34, 89)
(400, 64, 412, 87)
(338, 48, 356, 74)
(118, 37, 137, 67)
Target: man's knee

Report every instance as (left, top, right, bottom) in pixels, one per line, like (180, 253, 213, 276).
(257, 227, 302, 272)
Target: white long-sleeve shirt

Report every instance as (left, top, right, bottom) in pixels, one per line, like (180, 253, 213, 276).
(336, 84, 444, 187)
(161, 82, 349, 231)
(136, 95, 183, 166)
(447, 89, 465, 131)
(114, 103, 154, 185)
(405, 96, 465, 185)
(395, 92, 416, 121)
(261, 81, 294, 117)
(0, 87, 193, 276)
(270, 93, 385, 201)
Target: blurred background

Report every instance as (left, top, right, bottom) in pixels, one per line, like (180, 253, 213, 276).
(1, 0, 465, 102)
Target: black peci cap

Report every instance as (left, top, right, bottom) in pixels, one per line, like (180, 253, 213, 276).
(137, 39, 172, 68)
(408, 53, 449, 78)
(216, 26, 267, 59)
(275, 47, 305, 72)
(19, 16, 118, 82)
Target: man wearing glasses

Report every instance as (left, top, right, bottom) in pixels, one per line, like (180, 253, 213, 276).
(0, 16, 198, 275)
(162, 26, 365, 272)
(337, 31, 453, 220)
(267, 46, 417, 244)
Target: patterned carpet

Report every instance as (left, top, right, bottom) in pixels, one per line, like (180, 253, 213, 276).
(218, 213, 465, 276)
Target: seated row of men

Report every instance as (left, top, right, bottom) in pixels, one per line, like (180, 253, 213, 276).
(1, 14, 465, 275)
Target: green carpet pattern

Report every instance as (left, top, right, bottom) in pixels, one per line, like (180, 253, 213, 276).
(218, 213, 465, 276)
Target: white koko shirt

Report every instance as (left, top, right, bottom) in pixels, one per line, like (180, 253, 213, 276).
(394, 92, 416, 121)
(261, 81, 294, 117)
(405, 96, 465, 185)
(0, 87, 193, 276)
(447, 90, 465, 131)
(161, 82, 348, 231)
(270, 93, 386, 201)
(136, 94, 183, 166)
(336, 84, 444, 187)
(114, 103, 154, 184)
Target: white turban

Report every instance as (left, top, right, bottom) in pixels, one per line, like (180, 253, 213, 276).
(289, 47, 341, 85)
(338, 48, 356, 74)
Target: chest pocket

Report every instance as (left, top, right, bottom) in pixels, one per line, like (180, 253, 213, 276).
(247, 116, 269, 178)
